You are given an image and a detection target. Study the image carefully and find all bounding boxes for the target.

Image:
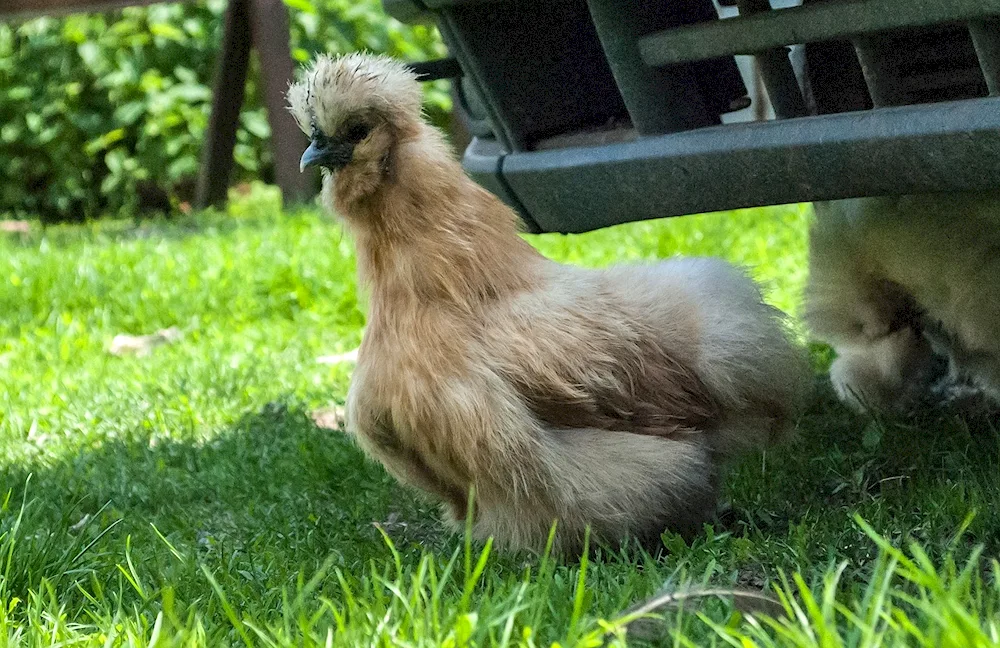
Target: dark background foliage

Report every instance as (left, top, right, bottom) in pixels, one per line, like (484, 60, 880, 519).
(0, 0, 449, 222)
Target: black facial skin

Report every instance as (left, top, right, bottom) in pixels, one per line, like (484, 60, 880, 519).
(300, 117, 374, 172)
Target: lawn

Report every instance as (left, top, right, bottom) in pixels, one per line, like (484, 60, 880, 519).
(1, 185, 998, 646)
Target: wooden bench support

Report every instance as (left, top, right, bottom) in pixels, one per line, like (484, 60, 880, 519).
(249, 0, 312, 206)
(196, 0, 313, 209)
(194, 0, 252, 209)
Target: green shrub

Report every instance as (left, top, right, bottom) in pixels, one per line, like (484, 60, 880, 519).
(0, 0, 448, 222)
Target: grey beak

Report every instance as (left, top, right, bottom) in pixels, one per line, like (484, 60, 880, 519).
(299, 138, 355, 172)
(299, 140, 325, 172)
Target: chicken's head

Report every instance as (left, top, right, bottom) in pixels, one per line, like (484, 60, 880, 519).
(287, 52, 422, 177)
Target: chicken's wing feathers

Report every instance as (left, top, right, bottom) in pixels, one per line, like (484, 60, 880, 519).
(493, 314, 721, 438)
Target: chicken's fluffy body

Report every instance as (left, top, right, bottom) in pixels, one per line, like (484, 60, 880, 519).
(289, 53, 808, 554)
(807, 193, 1000, 412)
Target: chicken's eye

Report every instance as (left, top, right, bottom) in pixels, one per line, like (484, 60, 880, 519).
(342, 121, 372, 144)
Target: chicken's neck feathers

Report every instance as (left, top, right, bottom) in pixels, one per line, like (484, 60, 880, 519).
(339, 122, 542, 312)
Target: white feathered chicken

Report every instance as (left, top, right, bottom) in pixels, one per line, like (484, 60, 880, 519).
(287, 52, 809, 554)
(807, 193, 1000, 412)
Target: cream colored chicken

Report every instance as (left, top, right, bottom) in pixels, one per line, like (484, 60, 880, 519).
(807, 193, 1000, 413)
(287, 53, 809, 555)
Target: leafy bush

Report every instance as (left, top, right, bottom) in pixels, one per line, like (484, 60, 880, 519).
(0, 0, 448, 222)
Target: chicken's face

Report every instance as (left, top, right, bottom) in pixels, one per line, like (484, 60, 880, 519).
(287, 53, 422, 182)
(298, 111, 384, 173)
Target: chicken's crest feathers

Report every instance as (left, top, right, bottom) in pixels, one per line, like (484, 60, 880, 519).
(287, 52, 422, 137)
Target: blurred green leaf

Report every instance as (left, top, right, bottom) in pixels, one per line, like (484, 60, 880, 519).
(241, 111, 270, 139)
(170, 83, 212, 103)
(283, 0, 316, 14)
(149, 23, 186, 41)
(7, 87, 31, 101)
(84, 128, 126, 156)
(114, 101, 147, 126)
(77, 41, 100, 67)
(167, 155, 199, 180)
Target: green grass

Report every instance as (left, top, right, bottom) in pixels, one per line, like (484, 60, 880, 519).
(1, 184, 998, 646)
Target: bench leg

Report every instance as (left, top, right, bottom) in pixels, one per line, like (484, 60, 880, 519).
(195, 0, 252, 209)
(197, 0, 314, 209)
(250, 0, 314, 206)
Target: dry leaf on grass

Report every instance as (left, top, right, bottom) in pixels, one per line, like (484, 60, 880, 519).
(311, 406, 346, 431)
(1, 220, 30, 234)
(108, 327, 182, 356)
(316, 348, 359, 365)
(69, 514, 92, 533)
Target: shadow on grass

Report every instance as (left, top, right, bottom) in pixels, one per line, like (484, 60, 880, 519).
(2, 384, 998, 609)
(0, 402, 450, 602)
(721, 376, 1000, 565)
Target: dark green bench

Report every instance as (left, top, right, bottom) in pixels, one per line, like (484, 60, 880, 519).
(390, 0, 1000, 234)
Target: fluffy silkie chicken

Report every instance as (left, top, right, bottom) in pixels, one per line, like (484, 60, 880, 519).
(287, 52, 809, 555)
(807, 193, 1000, 413)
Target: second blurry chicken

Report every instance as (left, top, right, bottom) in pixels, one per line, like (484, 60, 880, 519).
(807, 193, 1000, 413)
(287, 53, 810, 555)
